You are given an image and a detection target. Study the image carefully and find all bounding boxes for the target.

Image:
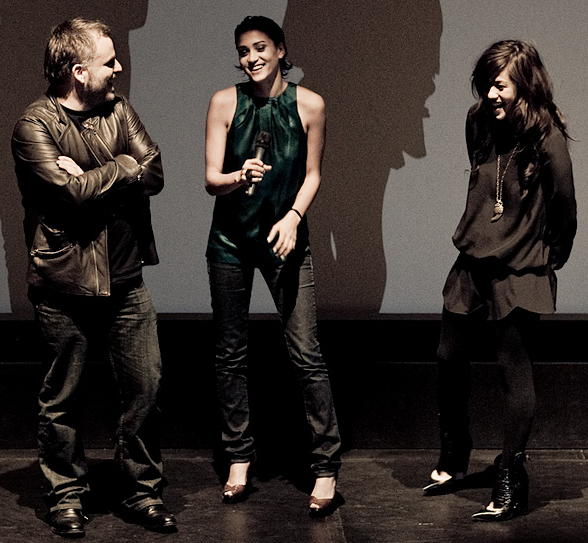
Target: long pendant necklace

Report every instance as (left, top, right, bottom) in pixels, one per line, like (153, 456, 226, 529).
(491, 143, 519, 223)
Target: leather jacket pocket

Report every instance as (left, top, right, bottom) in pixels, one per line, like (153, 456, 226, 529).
(29, 222, 84, 291)
(30, 221, 75, 257)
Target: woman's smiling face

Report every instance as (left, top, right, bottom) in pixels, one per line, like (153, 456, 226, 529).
(486, 67, 517, 121)
(236, 30, 284, 83)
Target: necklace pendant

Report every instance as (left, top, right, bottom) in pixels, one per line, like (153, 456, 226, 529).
(493, 144, 518, 224)
(491, 201, 504, 222)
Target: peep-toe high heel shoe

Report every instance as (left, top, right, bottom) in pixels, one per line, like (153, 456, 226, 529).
(472, 452, 528, 522)
(309, 476, 342, 518)
(222, 462, 252, 504)
(222, 482, 251, 503)
(309, 492, 344, 518)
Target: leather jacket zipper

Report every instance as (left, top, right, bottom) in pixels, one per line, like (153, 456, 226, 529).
(82, 119, 112, 295)
(81, 119, 115, 163)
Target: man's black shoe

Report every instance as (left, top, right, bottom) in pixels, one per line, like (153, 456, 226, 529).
(129, 504, 177, 532)
(48, 508, 87, 538)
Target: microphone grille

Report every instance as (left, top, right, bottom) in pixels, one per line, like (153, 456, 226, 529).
(256, 131, 270, 149)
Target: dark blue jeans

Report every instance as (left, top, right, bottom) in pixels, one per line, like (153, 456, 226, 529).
(208, 252, 341, 477)
(30, 281, 164, 512)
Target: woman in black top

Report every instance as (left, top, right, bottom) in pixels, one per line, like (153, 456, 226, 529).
(423, 40, 576, 521)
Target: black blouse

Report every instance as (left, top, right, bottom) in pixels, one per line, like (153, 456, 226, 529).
(452, 111, 576, 272)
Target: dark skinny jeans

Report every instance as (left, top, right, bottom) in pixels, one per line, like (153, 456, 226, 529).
(208, 251, 341, 477)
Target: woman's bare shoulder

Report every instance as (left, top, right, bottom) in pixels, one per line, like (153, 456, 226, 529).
(209, 86, 238, 109)
(295, 85, 324, 111)
(208, 86, 238, 128)
(295, 85, 325, 128)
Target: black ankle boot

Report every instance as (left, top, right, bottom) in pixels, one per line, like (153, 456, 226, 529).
(472, 452, 528, 521)
(423, 429, 472, 494)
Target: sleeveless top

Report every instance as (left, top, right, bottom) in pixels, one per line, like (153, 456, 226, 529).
(206, 82, 309, 265)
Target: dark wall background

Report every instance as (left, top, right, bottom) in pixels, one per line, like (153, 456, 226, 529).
(1, 1, 587, 318)
(0, 1, 587, 452)
(282, 2, 442, 317)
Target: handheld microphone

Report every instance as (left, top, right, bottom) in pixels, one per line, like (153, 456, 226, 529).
(245, 131, 270, 196)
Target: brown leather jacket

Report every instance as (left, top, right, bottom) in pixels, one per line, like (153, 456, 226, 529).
(12, 93, 163, 296)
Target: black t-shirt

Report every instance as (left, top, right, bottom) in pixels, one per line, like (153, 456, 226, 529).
(62, 104, 143, 286)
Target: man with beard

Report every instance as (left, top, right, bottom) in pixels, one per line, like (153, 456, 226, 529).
(11, 18, 176, 537)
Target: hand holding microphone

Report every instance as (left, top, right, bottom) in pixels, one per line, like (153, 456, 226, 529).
(245, 131, 270, 196)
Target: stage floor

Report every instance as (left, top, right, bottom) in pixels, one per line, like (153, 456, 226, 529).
(1, 448, 587, 543)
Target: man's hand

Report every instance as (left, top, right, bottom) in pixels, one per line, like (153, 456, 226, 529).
(56, 156, 84, 177)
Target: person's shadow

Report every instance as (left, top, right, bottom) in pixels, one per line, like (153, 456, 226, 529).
(0, 0, 148, 317)
(0, 458, 117, 521)
(283, 1, 442, 317)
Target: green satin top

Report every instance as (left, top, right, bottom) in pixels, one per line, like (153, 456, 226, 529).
(206, 82, 309, 265)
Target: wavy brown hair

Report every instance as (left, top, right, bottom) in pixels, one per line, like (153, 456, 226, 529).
(469, 40, 568, 186)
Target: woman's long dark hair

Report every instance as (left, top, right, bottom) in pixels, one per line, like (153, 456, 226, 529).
(469, 40, 568, 186)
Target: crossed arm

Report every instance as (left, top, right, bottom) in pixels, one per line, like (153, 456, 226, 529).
(12, 98, 163, 210)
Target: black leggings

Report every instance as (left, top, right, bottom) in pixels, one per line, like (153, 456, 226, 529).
(437, 307, 539, 466)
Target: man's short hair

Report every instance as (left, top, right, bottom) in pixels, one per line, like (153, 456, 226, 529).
(44, 18, 113, 89)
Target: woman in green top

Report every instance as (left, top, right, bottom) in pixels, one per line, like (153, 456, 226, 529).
(205, 16, 341, 516)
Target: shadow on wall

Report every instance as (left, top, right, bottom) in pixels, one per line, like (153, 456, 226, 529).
(0, 0, 148, 317)
(283, 0, 442, 317)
